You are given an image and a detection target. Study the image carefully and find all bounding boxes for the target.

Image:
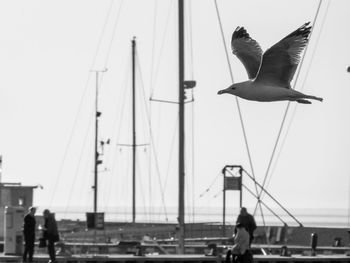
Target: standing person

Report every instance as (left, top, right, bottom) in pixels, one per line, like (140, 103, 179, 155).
(226, 223, 252, 263)
(43, 209, 59, 263)
(23, 207, 36, 262)
(236, 207, 257, 246)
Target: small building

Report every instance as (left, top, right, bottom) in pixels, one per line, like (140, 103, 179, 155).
(0, 183, 38, 239)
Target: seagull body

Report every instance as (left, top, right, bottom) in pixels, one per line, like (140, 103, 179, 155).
(218, 23, 323, 104)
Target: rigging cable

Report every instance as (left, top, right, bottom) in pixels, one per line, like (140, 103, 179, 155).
(136, 151, 147, 219)
(264, 0, 331, 193)
(100, 0, 142, 210)
(63, 110, 94, 218)
(91, 0, 124, 186)
(225, 168, 267, 229)
(48, 0, 116, 208)
(136, 49, 157, 221)
(187, 0, 196, 224)
(147, 0, 175, 221)
(242, 184, 288, 226)
(150, 1, 175, 98)
(241, 168, 303, 226)
(103, 57, 130, 213)
(150, 0, 158, 98)
(149, 0, 158, 221)
(138, 54, 169, 222)
(198, 171, 221, 198)
(254, 0, 326, 213)
(103, 0, 124, 68)
(213, 0, 265, 226)
(162, 117, 179, 193)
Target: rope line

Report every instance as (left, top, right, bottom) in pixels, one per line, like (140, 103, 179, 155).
(138, 49, 172, 221)
(242, 184, 287, 226)
(213, 0, 265, 226)
(49, 0, 118, 209)
(254, 0, 325, 213)
(213, 0, 258, 194)
(150, 1, 175, 98)
(139, 55, 169, 222)
(103, 55, 131, 213)
(242, 168, 303, 226)
(91, 0, 115, 70)
(63, 113, 94, 217)
(150, 0, 158, 98)
(162, 117, 179, 192)
(136, 151, 147, 219)
(103, 0, 124, 67)
(198, 171, 221, 198)
(264, 0, 331, 193)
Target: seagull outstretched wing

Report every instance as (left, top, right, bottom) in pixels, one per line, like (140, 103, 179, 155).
(231, 26, 263, 79)
(254, 22, 311, 87)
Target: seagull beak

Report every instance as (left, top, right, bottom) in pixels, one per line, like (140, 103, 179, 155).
(217, 89, 226, 95)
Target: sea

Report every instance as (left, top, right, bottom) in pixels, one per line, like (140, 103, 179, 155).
(49, 206, 350, 228)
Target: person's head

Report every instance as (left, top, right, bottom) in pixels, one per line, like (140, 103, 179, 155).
(29, 206, 36, 215)
(240, 207, 247, 216)
(43, 209, 50, 218)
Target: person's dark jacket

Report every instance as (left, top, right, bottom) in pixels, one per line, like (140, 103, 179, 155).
(44, 213, 59, 242)
(236, 213, 257, 238)
(23, 213, 36, 240)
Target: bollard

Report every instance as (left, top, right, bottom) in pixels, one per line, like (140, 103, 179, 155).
(310, 232, 318, 256)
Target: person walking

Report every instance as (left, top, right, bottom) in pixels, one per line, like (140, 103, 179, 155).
(236, 207, 257, 246)
(43, 209, 59, 263)
(23, 207, 36, 262)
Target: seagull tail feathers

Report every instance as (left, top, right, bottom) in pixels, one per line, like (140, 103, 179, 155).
(297, 95, 323, 104)
(308, 95, 323, 102)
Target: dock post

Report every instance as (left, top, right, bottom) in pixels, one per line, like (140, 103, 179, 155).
(310, 232, 318, 256)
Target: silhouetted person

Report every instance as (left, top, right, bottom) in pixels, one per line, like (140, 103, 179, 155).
(226, 223, 252, 263)
(236, 207, 257, 246)
(23, 207, 36, 262)
(43, 209, 59, 263)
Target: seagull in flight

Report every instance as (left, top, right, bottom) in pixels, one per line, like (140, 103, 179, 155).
(218, 22, 323, 104)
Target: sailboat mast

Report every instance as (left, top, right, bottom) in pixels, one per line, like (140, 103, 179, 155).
(178, 0, 185, 254)
(92, 68, 106, 215)
(94, 71, 100, 214)
(132, 37, 137, 223)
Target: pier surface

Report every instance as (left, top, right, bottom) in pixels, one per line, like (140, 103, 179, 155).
(1, 253, 350, 263)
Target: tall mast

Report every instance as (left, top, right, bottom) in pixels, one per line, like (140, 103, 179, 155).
(92, 69, 106, 214)
(132, 37, 137, 223)
(178, 0, 185, 254)
(94, 71, 99, 213)
(94, 72, 100, 213)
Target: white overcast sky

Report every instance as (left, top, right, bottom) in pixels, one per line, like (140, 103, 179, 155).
(0, 0, 349, 225)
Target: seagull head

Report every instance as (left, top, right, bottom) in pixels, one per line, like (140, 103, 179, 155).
(217, 84, 238, 95)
